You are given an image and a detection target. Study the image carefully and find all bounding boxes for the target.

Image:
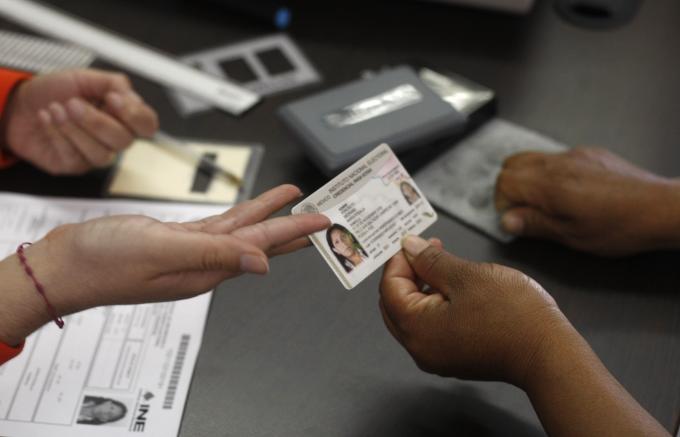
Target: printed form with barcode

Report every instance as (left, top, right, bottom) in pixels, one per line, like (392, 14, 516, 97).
(0, 193, 224, 437)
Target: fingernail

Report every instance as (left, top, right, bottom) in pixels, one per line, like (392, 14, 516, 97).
(240, 254, 269, 275)
(501, 213, 524, 235)
(37, 109, 52, 125)
(108, 92, 124, 110)
(49, 102, 68, 124)
(66, 98, 85, 120)
(402, 235, 429, 258)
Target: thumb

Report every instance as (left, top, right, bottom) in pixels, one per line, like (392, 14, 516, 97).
(500, 207, 565, 240)
(401, 235, 474, 297)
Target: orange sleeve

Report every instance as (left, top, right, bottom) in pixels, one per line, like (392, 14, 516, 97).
(0, 150, 18, 169)
(0, 340, 24, 365)
(0, 69, 32, 169)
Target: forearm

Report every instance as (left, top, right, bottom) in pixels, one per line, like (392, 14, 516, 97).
(525, 323, 669, 437)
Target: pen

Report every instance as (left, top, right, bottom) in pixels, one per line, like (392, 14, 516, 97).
(151, 132, 243, 187)
(0, 0, 259, 116)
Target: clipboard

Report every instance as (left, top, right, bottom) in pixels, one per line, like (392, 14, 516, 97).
(105, 138, 264, 205)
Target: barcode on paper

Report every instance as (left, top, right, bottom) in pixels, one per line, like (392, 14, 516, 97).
(163, 334, 190, 410)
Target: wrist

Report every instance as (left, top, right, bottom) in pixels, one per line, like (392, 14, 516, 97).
(0, 250, 52, 345)
(513, 311, 588, 392)
(0, 237, 79, 345)
(521, 319, 602, 400)
(641, 178, 680, 251)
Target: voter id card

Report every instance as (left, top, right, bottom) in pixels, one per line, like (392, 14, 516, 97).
(293, 144, 437, 290)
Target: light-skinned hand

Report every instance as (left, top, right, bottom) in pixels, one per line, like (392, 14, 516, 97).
(2, 69, 158, 174)
(0, 185, 330, 345)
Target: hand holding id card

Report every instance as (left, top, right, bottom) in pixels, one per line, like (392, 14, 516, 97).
(293, 144, 437, 289)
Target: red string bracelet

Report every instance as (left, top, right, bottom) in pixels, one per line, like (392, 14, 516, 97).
(16, 243, 65, 329)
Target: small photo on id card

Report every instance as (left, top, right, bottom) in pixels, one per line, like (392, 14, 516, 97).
(292, 144, 437, 290)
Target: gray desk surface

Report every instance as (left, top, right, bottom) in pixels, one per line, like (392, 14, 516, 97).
(1, 1, 679, 435)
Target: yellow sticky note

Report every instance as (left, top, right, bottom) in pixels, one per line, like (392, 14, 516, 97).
(108, 139, 254, 204)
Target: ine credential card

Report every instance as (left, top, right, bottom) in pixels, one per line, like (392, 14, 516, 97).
(293, 144, 437, 290)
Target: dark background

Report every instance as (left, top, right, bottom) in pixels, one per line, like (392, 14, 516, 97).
(1, 1, 679, 435)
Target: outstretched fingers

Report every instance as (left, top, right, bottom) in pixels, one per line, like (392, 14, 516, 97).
(230, 213, 330, 253)
(191, 185, 304, 234)
(267, 237, 313, 257)
(154, 230, 270, 275)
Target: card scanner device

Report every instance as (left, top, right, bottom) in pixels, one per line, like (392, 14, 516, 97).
(279, 65, 494, 175)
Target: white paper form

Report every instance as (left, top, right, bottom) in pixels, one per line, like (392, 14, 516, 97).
(0, 192, 227, 437)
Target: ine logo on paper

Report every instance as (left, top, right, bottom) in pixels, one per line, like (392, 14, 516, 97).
(132, 403, 151, 432)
